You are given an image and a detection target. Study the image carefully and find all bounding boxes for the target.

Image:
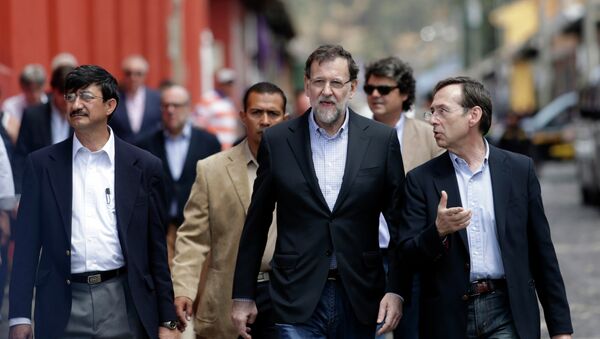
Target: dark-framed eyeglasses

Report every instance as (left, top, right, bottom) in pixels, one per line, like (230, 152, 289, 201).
(64, 91, 104, 103)
(363, 85, 399, 96)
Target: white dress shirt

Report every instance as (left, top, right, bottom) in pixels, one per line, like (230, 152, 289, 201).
(378, 114, 406, 248)
(0, 137, 15, 210)
(125, 87, 146, 133)
(50, 104, 70, 145)
(1, 92, 48, 125)
(449, 139, 505, 281)
(71, 128, 125, 273)
(164, 122, 192, 216)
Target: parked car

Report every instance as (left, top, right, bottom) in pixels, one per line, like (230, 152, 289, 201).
(521, 92, 578, 162)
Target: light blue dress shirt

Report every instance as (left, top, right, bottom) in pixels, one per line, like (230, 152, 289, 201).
(308, 109, 349, 269)
(449, 139, 505, 281)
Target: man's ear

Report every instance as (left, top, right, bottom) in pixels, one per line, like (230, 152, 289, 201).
(468, 106, 482, 128)
(106, 98, 118, 116)
(283, 112, 290, 121)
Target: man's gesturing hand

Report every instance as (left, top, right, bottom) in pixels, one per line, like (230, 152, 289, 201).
(231, 300, 257, 339)
(435, 190, 471, 237)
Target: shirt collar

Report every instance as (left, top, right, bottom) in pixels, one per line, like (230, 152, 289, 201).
(72, 126, 116, 165)
(394, 113, 406, 132)
(308, 108, 349, 139)
(449, 137, 490, 169)
(241, 138, 258, 167)
(163, 121, 192, 140)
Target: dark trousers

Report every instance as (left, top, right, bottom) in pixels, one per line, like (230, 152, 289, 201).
(380, 249, 420, 339)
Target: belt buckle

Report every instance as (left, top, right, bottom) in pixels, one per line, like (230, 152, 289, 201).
(87, 273, 102, 285)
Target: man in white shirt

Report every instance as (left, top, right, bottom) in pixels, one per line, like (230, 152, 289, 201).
(1, 64, 48, 144)
(9, 65, 178, 339)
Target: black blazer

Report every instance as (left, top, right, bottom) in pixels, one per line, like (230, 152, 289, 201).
(9, 136, 177, 339)
(232, 110, 407, 325)
(13, 102, 72, 192)
(399, 146, 573, 339)
(110, 88, 162, 144)
(137, 126, 221, 225)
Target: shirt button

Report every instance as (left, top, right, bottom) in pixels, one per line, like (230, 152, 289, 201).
(66, 250, 70, 256)
(325, 250, 332, 256)
(462, 294, 469, 301)
(66, 279, 71, 285)
(464, 263, 470, 271)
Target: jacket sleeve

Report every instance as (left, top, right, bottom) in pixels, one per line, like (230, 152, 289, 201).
(147, 157, 178, 322)
(525, 158, 573, 335)
(9, 155, 42, 319)
(171, 160, 211, 300)
(232, 134, 276, 300)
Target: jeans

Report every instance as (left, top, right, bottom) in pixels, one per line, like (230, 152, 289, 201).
(276, 281, 375, 339)
(466, 288, 518, 339)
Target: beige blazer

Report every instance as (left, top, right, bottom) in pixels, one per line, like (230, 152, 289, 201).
(401, 117, 443, 173)
(171, 140, 276, 338)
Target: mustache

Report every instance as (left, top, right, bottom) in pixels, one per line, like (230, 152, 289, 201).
(70, 109, 88, 117)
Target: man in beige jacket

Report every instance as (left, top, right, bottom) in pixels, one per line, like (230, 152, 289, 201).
(171, 82, 288, 338)
(364, 56, 443, 339)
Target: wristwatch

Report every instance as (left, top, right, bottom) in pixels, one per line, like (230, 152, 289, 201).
(160, 320, 178, 330)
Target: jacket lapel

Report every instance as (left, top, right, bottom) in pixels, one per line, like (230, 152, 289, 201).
(286, 114, 329, 211)
(226, 142, 251, 212)
(488, 145, 510, 247)
(332, 111, 370, 213)
(46, 138, 73, 240)
(433, 152, 469, 250)
(114, 138, 142, 238)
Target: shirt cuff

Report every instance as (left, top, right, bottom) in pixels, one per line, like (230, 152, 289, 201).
(9, 317, 31, 327)
(232, 298, 255, 303)
(387, 292, 405, 303)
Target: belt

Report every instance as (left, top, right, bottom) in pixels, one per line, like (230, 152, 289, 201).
(71, 267, 126, 285)
(257, 271, 270, 283)
(468, 279, 506, 297)
(327, 269, 340, 281)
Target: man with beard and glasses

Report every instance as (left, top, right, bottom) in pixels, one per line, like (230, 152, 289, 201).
(8, 65, 178, 339)
(232, 45, 407, 339)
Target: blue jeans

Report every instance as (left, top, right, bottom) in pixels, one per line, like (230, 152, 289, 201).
(276, 281, 375, 339)
(466, 288, 518, 339)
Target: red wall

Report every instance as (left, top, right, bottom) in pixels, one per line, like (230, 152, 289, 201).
(0, 0, 217, 103)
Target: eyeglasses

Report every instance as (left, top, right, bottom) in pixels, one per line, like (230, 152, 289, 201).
(161, 102, 188, 110)
(124, 70, 145, 77)
(309, 78, 352, 90)
(423, 106, 469, 121)
(363, 85, 399, 96)
(64, 91, 104, 103)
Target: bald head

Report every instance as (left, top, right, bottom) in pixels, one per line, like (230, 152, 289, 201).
(160, 84, 191, 136)
(121, 55, 149, 94)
